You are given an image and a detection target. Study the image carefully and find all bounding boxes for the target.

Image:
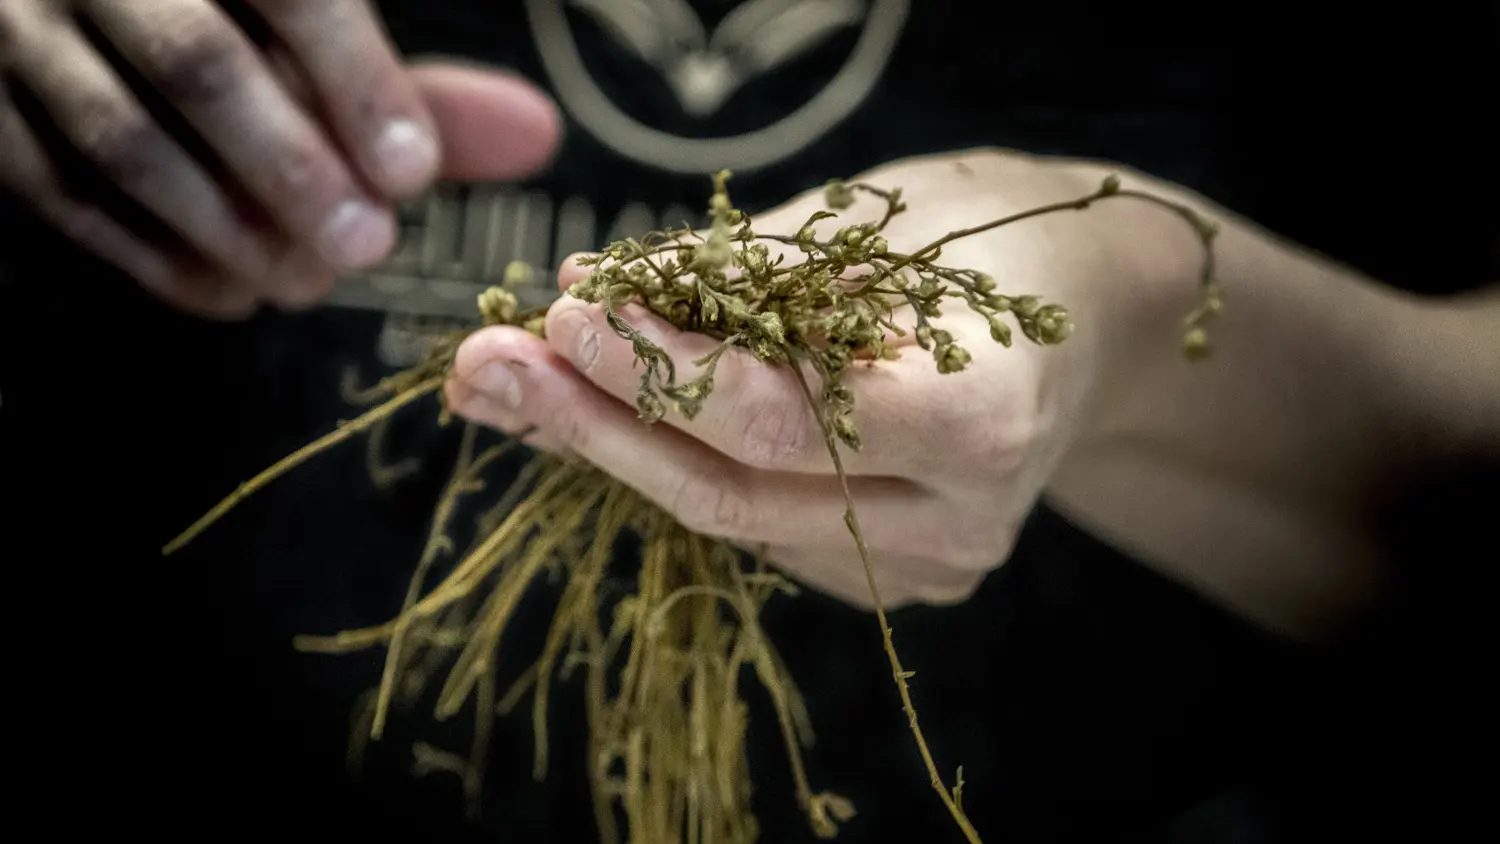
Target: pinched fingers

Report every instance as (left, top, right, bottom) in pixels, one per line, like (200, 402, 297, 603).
(244, 0, 440, 196)
(3, 4, 281, 300)
(0, 72, 257, 317)
(78, 0, 397, 286)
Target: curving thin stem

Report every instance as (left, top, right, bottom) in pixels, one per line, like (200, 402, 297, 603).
(787, 357, 983, 844)
(162, 377, 444, 556)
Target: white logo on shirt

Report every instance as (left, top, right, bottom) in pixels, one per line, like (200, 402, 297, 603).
(528, 0, 910, 173)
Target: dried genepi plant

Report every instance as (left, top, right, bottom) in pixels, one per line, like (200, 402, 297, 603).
(165, 170, 1220, 844)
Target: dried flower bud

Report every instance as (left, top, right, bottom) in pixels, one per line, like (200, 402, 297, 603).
(935, 343, 972, 374)
(824, 343, 853, 371)
(1100, 174, 1122, 195)
(671, 374, 714, 419)
(699, 286, 721, 323)
(477, 286, 519, 325)
(869, 236, 889, 256)
(697, 234, 733, 270)
(1035, 305, 1073, 344)
(636, 390, 667, 423)
(738, 243, 771, 273)
(824, 179, 856, 210)
(1181, 326, 1211, 360)
(970, 272, 996, 294)
(832, 413, 861, 451)
(502, 260, 534, 289)
(915, 324, 934, 350)
(988, 316, 1013, 347)
(1014, 295, 1041, 317)
(756, 311, 786, 343)
(809, 792, 858, 838)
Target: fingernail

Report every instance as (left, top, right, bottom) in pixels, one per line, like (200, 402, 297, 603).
(319, 200, 395, 269)
(373, 120, 439, 191)
(573, 322, 599, 370)
(470, 362, 522, 409)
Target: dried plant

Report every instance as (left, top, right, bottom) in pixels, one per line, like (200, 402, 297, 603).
(164, 169, 1220, 844)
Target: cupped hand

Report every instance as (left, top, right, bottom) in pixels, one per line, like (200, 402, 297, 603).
(0, 0, 561, 317)
(445, 150, 1167, 609)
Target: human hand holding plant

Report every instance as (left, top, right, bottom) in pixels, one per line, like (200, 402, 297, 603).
(163, 149, 1218, 843)
(445, 149, 1215, 609)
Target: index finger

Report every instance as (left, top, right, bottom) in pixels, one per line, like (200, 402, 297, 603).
(248, 0, 439, 197)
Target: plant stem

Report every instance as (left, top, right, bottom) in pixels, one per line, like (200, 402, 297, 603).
(788, 361, 983, 844)
(161, 377, 445, 556)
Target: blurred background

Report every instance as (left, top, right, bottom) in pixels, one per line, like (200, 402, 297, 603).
(2, 1, 1496, 841)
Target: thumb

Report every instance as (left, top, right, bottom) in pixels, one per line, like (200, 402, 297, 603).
(408, 59, 564, 182)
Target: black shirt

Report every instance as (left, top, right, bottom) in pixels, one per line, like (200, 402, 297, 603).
(2, 2, 1496, 841)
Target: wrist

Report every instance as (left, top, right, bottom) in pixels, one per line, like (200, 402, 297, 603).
(1048, 163, 1216, 449)
(1038, 171, 1411, 638)
(1383, 289, 1500, 461)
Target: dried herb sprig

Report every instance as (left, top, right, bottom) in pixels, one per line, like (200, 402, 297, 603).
(163, 167, 1220, 844)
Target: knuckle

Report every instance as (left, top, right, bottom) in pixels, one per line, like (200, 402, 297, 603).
(959, 407, 1035, 476)
(262, 138, 326, 196)
(139, 16, 246, 104)
(947, 542, 1006, 574)
(732, 385, 816, 470)
(73, 101, 163, 182)
(923, 512, 1017, 574)
(552, 308, 602, 375)
(670, 470, 757, 539)
(544, 400, 590, 453)
(983, 422, 1034, 475)
(58, 205, 112, 246)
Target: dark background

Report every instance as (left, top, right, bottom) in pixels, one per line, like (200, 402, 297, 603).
(2, 2, 1497, 841)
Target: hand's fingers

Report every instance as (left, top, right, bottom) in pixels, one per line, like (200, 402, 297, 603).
(6, 11, 280, 292)
(408, 61, 562, 181)
(0, 85, 256, 320)
(246, 0, 440, 197)
(445, 327, 980, 559)
(0, 87, 163, 285)
(544, 293, 990, 478)
(554, 250, 1045, 485)
(261, 40, 315, 112)
(80, 0, 396, 286)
